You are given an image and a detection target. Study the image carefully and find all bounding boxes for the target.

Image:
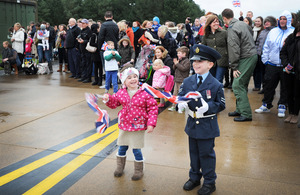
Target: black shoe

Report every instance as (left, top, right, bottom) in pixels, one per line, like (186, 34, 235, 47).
(69, 75, 75, 78)
(78, 78, 85, 82)
(92, 81, 98, 85)
(258, 90, 264, 94)
(234, 116, 252, 122)
(223, 82, 229, 88)
(228, 111, 241, 117)
(197, 184, 216, 195)
(98, 82, 102, 86)
(74, 76, 81, 79)
(183, 179, 200, 191)
(82, 79, 92, 83)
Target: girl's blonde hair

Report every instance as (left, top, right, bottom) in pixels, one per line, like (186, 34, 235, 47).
(153, 59, 164, 68)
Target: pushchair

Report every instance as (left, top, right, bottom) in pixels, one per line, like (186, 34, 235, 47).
(22, 54, 38, 75)
(135, 45, 155, 83)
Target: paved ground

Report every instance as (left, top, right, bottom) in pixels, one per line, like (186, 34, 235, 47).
(0, 62, 299, 195)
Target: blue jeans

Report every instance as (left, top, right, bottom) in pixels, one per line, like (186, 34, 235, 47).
(215, 66, 227, 84)
(105, 71, 118, 93)
(37, 45, 51, 63)
(118, 145, 143, 161)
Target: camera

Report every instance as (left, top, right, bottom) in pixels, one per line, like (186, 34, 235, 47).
(187, 17, 191, 21)
(77, 35, 81, 39)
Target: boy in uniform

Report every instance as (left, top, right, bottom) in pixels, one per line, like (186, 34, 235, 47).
(178, 44, 225, 195)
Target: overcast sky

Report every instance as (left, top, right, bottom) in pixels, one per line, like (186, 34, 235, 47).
(194, 0, 298, 19)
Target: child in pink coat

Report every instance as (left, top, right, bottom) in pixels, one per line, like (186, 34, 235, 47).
(152, 59, 171, 107)
(103, 67, 158, 181)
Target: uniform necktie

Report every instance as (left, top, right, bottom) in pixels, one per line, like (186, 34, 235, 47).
(197, 75, 203, 87)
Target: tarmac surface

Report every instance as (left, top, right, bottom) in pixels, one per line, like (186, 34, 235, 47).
(0, 63, 299, 195)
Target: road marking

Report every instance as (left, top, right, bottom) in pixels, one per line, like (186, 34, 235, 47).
(0, 124, 118, 186)
(23, 129, 119, 195)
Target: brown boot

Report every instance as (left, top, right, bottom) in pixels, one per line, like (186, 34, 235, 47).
(57, 64, 62, 72)
(12, 64, 18, 75)
(114, 156, 126, 177)
(63, 64, 68, 72)
(131, 161, 144, 180)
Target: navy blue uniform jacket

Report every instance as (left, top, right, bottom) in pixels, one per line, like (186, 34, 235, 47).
(178, 73, 225, 139)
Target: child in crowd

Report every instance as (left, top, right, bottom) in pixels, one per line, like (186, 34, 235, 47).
(168, 46, 191, 111)
(24, 37, 33, 56)
(38, 24, 49, 51)
(152, 59, 171, 107)
(118, 36, 135, 71)
(152, 16, 161, 33)
(103, 67, 158, 180)
(102, 41, 122, 93)
(178, 44, 225, 195)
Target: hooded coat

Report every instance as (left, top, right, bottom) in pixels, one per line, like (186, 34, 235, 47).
(118, 36, 135, 65)
(262, 10, 295, 65)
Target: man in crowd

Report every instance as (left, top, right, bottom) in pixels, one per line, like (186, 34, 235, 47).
(77, 19, 93, 83)
(98, 11, 119, 50)
(65, 18, 81, 79)
(222, 8, 258, 122)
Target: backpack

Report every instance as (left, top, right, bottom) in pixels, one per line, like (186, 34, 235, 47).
(164, 74, 174, 92)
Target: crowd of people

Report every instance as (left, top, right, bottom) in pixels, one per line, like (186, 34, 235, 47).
(1, 7, 300, 195)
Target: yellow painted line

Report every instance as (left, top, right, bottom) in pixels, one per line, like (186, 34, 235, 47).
(23, 129, 119, 195)
(0, 124, 118, 186)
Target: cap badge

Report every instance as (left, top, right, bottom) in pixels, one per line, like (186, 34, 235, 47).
(195, 47, 200, 54)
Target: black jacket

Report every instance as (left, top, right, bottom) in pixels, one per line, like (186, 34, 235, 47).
(79, 26, 92, 53)
(98, 19, 119, 49)
(280, 33, 300, 79)
(159, 32, 178, 59)
(65, 25, 81, 49)
(90, 33, 101, 62)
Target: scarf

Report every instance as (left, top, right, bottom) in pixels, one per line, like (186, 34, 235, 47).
(132, 27, 140, 33)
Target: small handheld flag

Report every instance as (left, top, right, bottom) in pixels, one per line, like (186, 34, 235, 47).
(85, 93, 110, 134)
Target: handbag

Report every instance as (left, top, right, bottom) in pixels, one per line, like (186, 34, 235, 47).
(86, 34, 97, 53)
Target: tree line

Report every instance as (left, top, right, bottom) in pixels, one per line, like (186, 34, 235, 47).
(37, 0, 205, 25)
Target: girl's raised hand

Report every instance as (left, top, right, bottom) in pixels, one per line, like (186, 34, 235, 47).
(147, 126, 154, 133)
(103, 94, 109, 102)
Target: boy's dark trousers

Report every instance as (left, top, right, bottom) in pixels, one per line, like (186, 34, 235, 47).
(188, 137, 216, 184)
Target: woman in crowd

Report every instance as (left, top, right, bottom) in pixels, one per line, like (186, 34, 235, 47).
(56, 24, 68, 72)
(252, 16, 264, 91)
(255, 16, 277, 94)
(280, 23, 300, 127)
(132, 21, 144, 59)
(202, 15, 229, 84)
(141, 20, 159, 45)
(11, 22, 25, 67)
(117, 21, 127, 40)
(157, 25, 177, 60)
(90, 23, 103, 86)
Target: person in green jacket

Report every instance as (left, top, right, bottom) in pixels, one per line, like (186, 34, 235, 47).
(222, 8, 258, 122)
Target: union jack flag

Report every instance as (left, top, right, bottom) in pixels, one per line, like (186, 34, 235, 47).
(141, 83, 202, 104)
(101, 42, 109, 51)
(232, 0, 241, 7)
(85, 93, 110, 134)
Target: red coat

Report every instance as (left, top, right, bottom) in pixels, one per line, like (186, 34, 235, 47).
(126, 28, 135, 50)
(106, 88, 158, 131)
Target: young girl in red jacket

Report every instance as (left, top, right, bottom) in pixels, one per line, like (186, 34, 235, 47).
(103, 67, 158, 180)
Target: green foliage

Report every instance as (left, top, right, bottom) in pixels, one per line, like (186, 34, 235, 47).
(37, 0, 205, 25)
(297, 10, 300, 22)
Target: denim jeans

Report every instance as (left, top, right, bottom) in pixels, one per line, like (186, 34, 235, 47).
(118, 145, 143, 161)
(215, 66, 227, 84)
(105, 70, 118, 93)
(37, 45, 51, 63)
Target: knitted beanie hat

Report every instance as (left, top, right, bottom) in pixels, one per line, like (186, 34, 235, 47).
(153, 16, 160, 24)
(118, 67, 139, 84)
